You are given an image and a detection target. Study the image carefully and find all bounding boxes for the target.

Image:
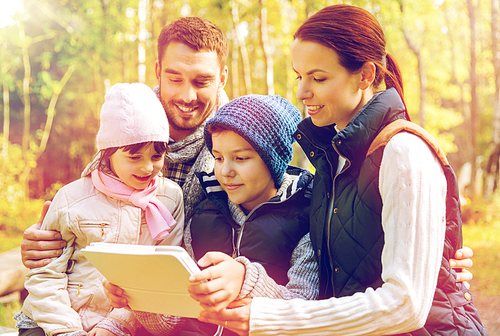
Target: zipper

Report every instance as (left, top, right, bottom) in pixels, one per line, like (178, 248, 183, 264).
(68, 283, 83, 297)
(327, 141, 351, 295)
(79, 222, 110, 237)
(233, 180, 304, 258)
(298, 130, 341, 297)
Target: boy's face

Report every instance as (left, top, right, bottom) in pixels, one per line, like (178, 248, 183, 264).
(211, 130, 277, 212)
(109, 143, 165, 190)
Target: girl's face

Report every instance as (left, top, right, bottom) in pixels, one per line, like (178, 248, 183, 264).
(291, 39, 373, 129)
(109, 143, 165, 190)
(211, 130, 277, 212)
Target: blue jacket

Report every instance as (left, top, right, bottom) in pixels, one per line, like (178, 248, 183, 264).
(294, 88, 485, 335)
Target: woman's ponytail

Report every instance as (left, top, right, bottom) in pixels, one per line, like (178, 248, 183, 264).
(385, 52, 410, 120)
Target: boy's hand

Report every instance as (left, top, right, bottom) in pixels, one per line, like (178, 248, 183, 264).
(103, 280, 130, 309)
(188, 252, 245, 312)
(88, 328, 118, 336)
(198, 299, 251, 336)
(21, 201, 66, 269)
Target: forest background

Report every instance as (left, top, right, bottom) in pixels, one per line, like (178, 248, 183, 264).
(1, 0, 500, 333)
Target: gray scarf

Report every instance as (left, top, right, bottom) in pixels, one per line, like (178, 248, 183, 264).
(153, 85, 229, 221)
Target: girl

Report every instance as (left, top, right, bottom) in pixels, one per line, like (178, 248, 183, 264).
(197, 5, 486, 335)
(15, 83, 184, 336)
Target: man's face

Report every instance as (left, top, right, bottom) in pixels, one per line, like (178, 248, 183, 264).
(155, 42, 228, 141)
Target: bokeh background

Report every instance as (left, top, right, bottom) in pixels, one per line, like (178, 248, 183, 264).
(1, 0, 499, 333)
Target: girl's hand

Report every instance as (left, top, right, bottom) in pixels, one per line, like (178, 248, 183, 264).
(198, 299, 251, 336)
(188, 251, 245, 312)
(102, 279, 130, 309)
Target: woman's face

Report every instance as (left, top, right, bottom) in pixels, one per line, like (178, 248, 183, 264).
(292, 39, 371, 129)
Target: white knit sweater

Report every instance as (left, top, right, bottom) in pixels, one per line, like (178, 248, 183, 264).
(248, 132, 447, 335)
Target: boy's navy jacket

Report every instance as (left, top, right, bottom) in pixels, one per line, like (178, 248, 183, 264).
(190, 165, 314, 285)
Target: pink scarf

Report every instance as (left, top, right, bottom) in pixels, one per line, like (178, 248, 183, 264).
(91, 169, 175, 240)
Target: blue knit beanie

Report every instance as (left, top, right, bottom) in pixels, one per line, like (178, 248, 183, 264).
(204, 94, 302, 187)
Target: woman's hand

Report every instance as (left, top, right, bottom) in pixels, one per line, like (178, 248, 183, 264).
(188, 251, 245, 312)
(198, 299, 252, 336)
(450, 246, 474, 287)
(103, 280, 130, 309)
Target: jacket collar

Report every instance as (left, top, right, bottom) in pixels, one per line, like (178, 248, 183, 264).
(195, 166, 313, 217)
(296, 88, 407, 172)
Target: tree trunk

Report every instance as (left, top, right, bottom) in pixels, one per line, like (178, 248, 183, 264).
(230, 38, 239, 99)
(20, 26, 31, 200)
(231, 1, 252, 95)
(259, 0, 274, 95)
(485, 0, 500, 198)
(19, 65, 75, 200)
(468, 0, 479, 197)
(138, 0, 147, 83)
(2, 79, 10, 164)
(400, 3, 426, 127)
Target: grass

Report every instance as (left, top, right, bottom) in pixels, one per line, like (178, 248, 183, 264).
(0, 199, 44, 328)
(463, 220, 500, 297)
(0, 302, 21, 328)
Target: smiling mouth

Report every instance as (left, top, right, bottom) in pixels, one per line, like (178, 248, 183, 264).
(307, 105, 323, 114)
(176, 104, 198, 115)
(225, 184, 242, 191)
(134, 175, 151, 182)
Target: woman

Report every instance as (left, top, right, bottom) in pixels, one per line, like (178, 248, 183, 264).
(197, 4, 486, 335)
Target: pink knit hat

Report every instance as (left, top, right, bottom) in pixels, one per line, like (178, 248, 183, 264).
(96, 83, 169, 150)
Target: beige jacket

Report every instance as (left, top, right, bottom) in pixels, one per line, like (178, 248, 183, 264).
(22, 176, 184, 336)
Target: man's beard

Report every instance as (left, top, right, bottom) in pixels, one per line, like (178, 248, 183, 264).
(158, 90, 219, 133)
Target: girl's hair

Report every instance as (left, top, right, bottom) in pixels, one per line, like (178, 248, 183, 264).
(98, 141, 168, 171)
(294, 4, 408, 118)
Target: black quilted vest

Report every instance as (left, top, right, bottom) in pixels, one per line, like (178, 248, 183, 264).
(295, 88, 485, 335)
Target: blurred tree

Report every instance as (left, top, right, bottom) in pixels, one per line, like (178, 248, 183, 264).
(485, 0, 500, 198)
(1, 0, 499, 203)
(467, 0, 479, 196)
(258, 0, 274, 95)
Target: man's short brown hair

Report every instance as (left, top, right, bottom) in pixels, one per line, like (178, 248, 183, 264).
(157, 17, 228, 71)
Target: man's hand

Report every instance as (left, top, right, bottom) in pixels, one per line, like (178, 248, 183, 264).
(103, 280, 130, 309)
(450, 246, 474, 287)
(198, 299, 251, 336)
(21, 201, 66, 269)
(188, 252, 245, 312)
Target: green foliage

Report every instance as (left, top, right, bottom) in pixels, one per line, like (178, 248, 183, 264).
(461, 193, 500, 296)
(463, 222, 500, 297)
(0, 301, 21, 328)
(0, 0, 496, 201)
(0, 197, 45, 253)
